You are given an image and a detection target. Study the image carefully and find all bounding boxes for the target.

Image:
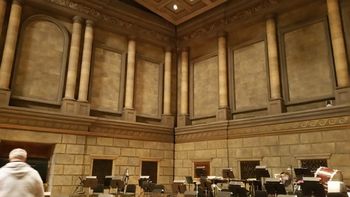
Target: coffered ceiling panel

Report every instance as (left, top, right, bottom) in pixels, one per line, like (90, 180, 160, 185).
(135, 0, 227, 25)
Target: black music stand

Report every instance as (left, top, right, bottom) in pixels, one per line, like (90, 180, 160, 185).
(82, 176, 98, 194)
(195, 167, 207, 178)
(222, 168, 234, 180)
(264, 181, 286, 195)
(255, 167, 270, 191)
(294, 168, 313, 180)
(185, 176, 195, 191)
(300, 180, 326, 197)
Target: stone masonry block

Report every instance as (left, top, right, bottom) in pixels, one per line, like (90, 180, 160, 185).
(52, 175, 72, 186)
(104, 147, 121, 155)
(86, 145, 104, 155)
(62, 134, 77, 144)
(236, 148, 253, 158)
(311, 143, 335, 154)
(121, 148, 135, 156)
(116, 157, 129, 165)
(97, 137, 113, 146)
(208, 140, 227, 149)
(129, 140, 145, 148)
(76, 136, 86, 144)
(113, 138, 129, 147)
(194, 150, 216, 159)
(279, 134, 299, 145)
(243, 137, 260, 147)
(86, 136, 97, 145)
(260, 136, 279, 146)
(335, 142, 350, 153)
(194, 141, 208, 150)
(182, 143, 195, 151)
(164, 150, 173, 159)
(64, 165, 83, 175)
(322, 130, 350, 142)
(290, 144, 312, 155)
(300, 132, 323, 143)
(53, 165, 64, 174)
(66, 144, 85, 154)
(150, 150, 164, 158)
(136, 149, 150, 157)
(175, 151, 188, 160)
(74, 155, 84, 165)
(329, 154, 350, 166)
(54, 154, 75, 164)
(228, 138, 243, 148)
(54, 144, 66, 154)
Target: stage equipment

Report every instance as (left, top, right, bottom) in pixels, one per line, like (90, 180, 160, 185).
(314, 166, 343, 185)
(264, 178, 287, 196)
(300, 177, 326, 197)
(327, 181, 347, 197)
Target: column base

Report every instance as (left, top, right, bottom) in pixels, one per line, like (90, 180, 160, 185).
(0, 89, 11, 106)
(61, 99, 90, 116)
(335, 87, 350, 105)
(122, 108, 136, 122)
(268, 99, 285, 115)
(216, 107, 232, 121)
(177, 115, 190, 127)
(161, 114, 175, 127)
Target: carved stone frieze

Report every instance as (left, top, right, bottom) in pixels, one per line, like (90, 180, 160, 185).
(43, 0, 172, 43)
(0, 108, 174, 142)
(176, 106, 350, 143)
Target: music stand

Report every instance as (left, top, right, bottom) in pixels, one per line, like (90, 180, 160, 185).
(222, 168, 234, 180)
(264, 179, 286, 195)
(294, 168, 313, 180)
(195, 167, 207, 178)
(82, 176, 98, 194)
(255, 167, 270, 191)
(301, 179, 326, 197)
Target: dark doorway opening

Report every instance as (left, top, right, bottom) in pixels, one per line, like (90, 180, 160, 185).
(141, 161, 158, 183)
(0, 140, 54, 183)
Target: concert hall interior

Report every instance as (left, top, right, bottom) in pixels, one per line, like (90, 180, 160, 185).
(0, 0, 350, 196)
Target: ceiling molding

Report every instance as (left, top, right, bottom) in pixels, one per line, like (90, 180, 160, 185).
(135, 0, 227, 25)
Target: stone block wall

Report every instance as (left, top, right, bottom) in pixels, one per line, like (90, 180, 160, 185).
(0, 129, 174, 197)
(175, 128, 350, 185)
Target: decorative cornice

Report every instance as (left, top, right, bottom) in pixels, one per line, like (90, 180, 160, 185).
(43, 0, 172, 44)
(0, 107, 174, 143)
(175, 106, 350, 143)
(179, 0, 283, 42)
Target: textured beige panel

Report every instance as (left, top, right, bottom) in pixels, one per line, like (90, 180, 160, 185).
(94, 28, 128, 51)
(136, 42, 163, 62)
(342, 2, 350, 64)
(13, 20, 65, 102)
(193, 56, 218, 117)
(233, 41, 268, 110)
(284, 22, 333, 101)
(91, 47, 122, 112)
(134, 59, 160, 117)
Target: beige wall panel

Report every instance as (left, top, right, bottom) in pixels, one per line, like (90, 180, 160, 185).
(91, 47, 122, 112)
(342, 1, 350, 61)
(233, 41, 268, 111)
(227, 21, 265, 47)
(193, 56, 218, 117)
(284, 22, 333, 102)
(12, 20, 65, 103)
(134, 59, 160, 117)
(137, 42, 164, 62)
(190, 37, 217, 59)
(94, 28, 127, 51)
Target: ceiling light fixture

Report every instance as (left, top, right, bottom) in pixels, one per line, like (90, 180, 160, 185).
(173, 4, 178, 11)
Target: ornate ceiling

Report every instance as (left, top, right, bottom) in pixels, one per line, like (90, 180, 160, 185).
(134, 0, 227, 25)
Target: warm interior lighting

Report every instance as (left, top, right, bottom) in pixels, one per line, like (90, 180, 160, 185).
(173, 4, 178, 10)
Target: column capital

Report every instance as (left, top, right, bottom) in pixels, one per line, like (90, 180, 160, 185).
(86, 19, 94, 26)
(73, 16, 83, 23)
(217, 31, 227, 37)
(12, 0, 23, 6)
(265, 14, 277, 20)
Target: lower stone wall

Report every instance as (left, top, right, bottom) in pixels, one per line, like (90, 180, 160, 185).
(0, 128, 174, 197)
(175, 128, 350, 185)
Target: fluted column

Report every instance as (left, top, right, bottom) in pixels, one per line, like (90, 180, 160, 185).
(180, 49, 188, 116)
(0, 0, 22, 90)
(163, 49, 172, 115)
(0, 0, 7, 38)
(266, 17, 281, 99)
(124, 39, 136, 109)
(64, 16, 83, 100)
(327, 0, 350, 87)
(78, 20, 94, 102)
(218, 35, 228, 108)
(266, 17, 284, 113)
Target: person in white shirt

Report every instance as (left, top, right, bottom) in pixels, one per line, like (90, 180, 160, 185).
(0, 148, 44, 197)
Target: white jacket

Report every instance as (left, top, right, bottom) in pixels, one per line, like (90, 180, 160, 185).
(0, 161, 44, 197)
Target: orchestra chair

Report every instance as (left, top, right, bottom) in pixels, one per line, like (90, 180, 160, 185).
(121, 184, 136, 197)
(255, 190, 267, 197)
